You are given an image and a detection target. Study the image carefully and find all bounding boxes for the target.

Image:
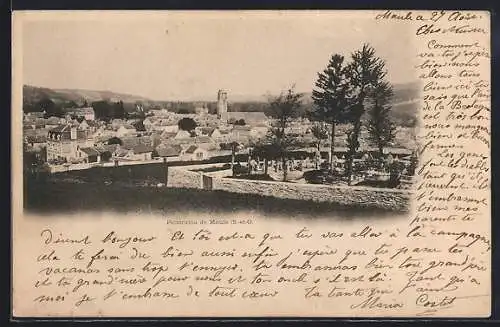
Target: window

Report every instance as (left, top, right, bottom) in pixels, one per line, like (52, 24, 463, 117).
(196, 152, 204, 159)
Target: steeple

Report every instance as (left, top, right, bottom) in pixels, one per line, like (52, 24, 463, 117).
(217, 89, 228, 122)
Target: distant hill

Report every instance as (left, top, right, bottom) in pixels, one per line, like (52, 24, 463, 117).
(23, 82, 420, 126)
(23, 85, 154, 108)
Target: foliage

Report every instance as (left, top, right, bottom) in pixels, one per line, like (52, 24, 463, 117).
(177, 117, 197, 131)
(311, 54, 351, 171)
(389, 160, 406, 185)
(107, 137, 123, 145)
(310, 122, 329, 151)
(133, 120, 147, 132)
(344, 44, 389, 184)
(264, 86, 304, 181)
(233, 119, 246, 126)
(367, 81, 396, 158)
(407, 152, 418, 176)
(91, 100, 126, 121)
(28, 98, 65, 118)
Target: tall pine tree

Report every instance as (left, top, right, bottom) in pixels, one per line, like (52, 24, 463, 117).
(311, 54, 351, 172)
(344, 44, 388, 184)
(367, 81, 396, 166)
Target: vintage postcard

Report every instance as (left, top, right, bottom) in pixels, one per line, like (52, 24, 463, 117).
(12, 10, 491, 317)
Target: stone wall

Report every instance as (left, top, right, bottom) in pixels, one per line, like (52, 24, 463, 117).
(211, 177, 412, 212)
(167, 167, 202, 189)
(166, 167, 413, 211)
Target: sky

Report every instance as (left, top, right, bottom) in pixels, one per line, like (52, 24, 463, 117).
(20, 11, 418, 101)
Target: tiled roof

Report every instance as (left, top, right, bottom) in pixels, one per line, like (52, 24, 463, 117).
(195, 136, 214, 144)
(175, 130, 191, 139)
(161, 132, 177, 139)
(133, 144, 154, 154)
(185, 145, 198, 154)
(198, 127, 215, 135)
(156, 144, 182, 157)
(232, 126, 252, 132)
(80, 147, 100, 156)
(50, 125, 71, 133)
(101, 144, 119, 153)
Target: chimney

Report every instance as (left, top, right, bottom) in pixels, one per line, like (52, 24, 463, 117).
(70, 127, 77, 140)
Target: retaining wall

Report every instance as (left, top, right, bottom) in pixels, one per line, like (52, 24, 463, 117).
(166, 167, 412, 211)
(210, 177, 412, 211)
(167, 167, 203, 189)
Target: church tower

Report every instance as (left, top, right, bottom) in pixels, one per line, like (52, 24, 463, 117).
(217, 89, 228, 122)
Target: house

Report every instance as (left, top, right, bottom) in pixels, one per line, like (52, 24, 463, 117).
(250, 125, 268, 138)
(78, 147, 101, 163)
(195, 106, 209, 115)
(213, 129, 232, 142)
(181, 145, 209, 161)
(24, 117, 47, 130)
(45, 116, 64, 129)
(174, 130, 191, 139)
(162, 125, 179, 133)
(25, 112, 45, 119)
(155, 144, 182, 160)
(160, 130, 177, 140)
(114, 147, 133, 160)
(46, 125, 92, 163)
(143, 117, 154, 130)
(227, 112, 268, 125)
(383, 147, 413, 159)
(78, 120, 89, 131)
(195, 135, 214, 144)
(25, 134, 47, 146)
(196, 127, 224, 139)
(231, 125, 252, 143)
(130, 144, 154, 161)
(101, 144, 119, 156)
(24, 135, 47, 152)
(116, 125, 137, 137)
(66, 107, 95, 121)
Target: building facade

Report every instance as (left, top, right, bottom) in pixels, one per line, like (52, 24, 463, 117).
(46, 125, 92, 163)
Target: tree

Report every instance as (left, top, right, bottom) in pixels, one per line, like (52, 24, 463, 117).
(113, 101, 126, 119)
(91, 100, 126, 121)
(311, 54, 351, 172)
(234, 119, 246, 126)
(228, 141, 240, 174)
(177, 117, 197, 132)
(38, 98, 63, 118)
(264, 86, 303, 182)
(310, 122, 329, 169)
(92, 101, 113, 122)
(107, 137, 123, 145)
(251, 141, 282, 176)
(344, 44, 388, 184)
(367, 81, 396, 165)
(65, 100, 78, 109)
(133, 120, 146, 132)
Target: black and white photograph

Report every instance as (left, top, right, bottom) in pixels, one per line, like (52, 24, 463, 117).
(12, 10, 491, 318)
(22, 12, 420, 219)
